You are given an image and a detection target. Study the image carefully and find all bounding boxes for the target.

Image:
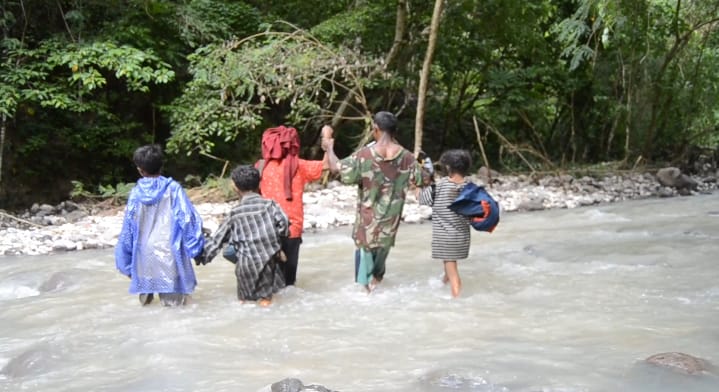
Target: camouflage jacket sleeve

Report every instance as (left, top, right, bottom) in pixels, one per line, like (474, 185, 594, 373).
(405, 152, 427, 187)
(339, 151, 361, 185)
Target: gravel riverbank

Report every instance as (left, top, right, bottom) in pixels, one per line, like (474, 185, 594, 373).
(1, 167, 716, 256)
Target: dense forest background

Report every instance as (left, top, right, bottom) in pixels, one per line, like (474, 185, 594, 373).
(1, 0, 718, 209)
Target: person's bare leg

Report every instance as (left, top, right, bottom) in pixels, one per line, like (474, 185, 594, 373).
(444, 260, 461, 298)
(258, 297, 272, 307)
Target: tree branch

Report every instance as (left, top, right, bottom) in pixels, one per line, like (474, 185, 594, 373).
(56, 0, 76, 42)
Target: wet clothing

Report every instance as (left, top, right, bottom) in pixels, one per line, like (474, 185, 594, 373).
(115, 176, 205, 295)
(339, 146, 423, 249)
(259, 159, 324, 238)
(258, 157, 324, 286)
(198, 192, 289, 300)
(261, 126, 300, 200)
(354, 247, 390, 286)
(419, 177, 471, 260)
(279, 237, 302, 286)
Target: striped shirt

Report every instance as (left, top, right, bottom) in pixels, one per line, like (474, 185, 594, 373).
(419, 177, 471, 260)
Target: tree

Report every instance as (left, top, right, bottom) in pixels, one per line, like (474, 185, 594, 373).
(0, 37, 174, 204)
(166, 26, 383, 160)
(414, 0, 444, 154)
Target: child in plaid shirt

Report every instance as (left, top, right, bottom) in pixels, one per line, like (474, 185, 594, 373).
(195, 165, 288, 306)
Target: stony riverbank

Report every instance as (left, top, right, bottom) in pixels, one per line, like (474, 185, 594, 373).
(0, 166, 716, 256)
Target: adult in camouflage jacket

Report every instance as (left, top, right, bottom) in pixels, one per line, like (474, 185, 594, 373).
(323, 111, 426, 292)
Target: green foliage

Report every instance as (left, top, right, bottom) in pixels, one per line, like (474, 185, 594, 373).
(70, 180, 134, 204)
(69, 180, 94, 200)
(2, 0, 719, 210)
(1, 39, 174, 116)
(310, 3, 395, 54)
(166, 27, 382, 157)
(176, 0, 263, 48)
(201, 174, 237, 200)
(550, 0, 719, 160)
(246, 0, 353, 30)
(98, 182, 135, 203)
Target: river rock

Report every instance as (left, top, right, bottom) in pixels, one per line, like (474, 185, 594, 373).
(38, 271, 79, 292)
(517, 197, 545, 211)
(63, 210, 88, 223)
(656, 167, 699, 190)
(51, 239, 78, 252)
(645, 352, 710, 375)
(0, 344, 59, 378)
(657, 187, 675, 198)
(1, 170, 717, 256)
(477, 166, 500, 183)
(269, 378, 337, 392)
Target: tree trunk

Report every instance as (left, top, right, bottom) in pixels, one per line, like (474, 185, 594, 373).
(331, 0, 408, 129)
(414, 0, 443, 155)
(385, 0, 408, 71)
(0, 114, 5, 184)
(1, 0, 7, 185)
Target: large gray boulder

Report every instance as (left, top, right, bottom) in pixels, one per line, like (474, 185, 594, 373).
(656, 167, 699, 190)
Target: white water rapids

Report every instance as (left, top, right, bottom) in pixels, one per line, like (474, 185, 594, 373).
(1, 193, 718, 391)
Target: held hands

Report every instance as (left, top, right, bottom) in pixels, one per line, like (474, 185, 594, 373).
(321, 137, 335, 151)
(321, 125, 334, 151)
(321, 125, 333, 139)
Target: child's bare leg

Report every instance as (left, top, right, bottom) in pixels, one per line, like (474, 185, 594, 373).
(258, 297, 272, 307)
(443, 260, 461, 298)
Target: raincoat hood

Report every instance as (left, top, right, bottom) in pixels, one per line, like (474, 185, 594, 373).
(134, 176, 174, 205)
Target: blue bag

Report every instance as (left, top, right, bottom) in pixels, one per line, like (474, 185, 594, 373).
(223, 244, 238, 264)
(448, 182, 500, 232)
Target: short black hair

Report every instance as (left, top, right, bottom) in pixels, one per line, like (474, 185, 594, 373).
(231, 165, 260, 192)
(372, 111, 398, 136)
(439, 149, 472, 176)
(133, 144, 163, 175)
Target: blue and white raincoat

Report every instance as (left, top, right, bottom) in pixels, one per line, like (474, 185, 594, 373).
(115, 176, 205, 294)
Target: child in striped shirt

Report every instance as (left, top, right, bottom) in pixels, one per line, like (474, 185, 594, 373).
(419, 149, 473, 298)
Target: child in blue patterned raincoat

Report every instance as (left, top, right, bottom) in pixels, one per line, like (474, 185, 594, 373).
(115, 144, 205, 306)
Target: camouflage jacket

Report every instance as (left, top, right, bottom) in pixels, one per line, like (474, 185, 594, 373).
(339, 145, 424, 249)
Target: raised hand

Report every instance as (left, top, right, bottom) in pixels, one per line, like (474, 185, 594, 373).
(321, 125, 334, 140)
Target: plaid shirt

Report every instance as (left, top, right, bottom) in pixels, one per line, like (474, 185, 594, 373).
(199, 193, 288, 265)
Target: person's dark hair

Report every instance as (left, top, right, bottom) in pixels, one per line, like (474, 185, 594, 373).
(133, 144, 164, 175)
(231, 165, 260, 192)
(439, 149, 472, 176)
(372, 111, 398, 136)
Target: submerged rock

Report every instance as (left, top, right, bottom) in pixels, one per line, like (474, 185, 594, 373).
(0, 344, 59, 379)
(38, 270, 80, 292)
(645, 352, 711, 375)
(269, 378, 337, 392)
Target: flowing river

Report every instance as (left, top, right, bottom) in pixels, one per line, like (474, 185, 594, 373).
(1, 193, 718, 392)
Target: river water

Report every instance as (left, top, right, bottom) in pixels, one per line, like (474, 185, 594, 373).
(1, 193, 718, 392)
